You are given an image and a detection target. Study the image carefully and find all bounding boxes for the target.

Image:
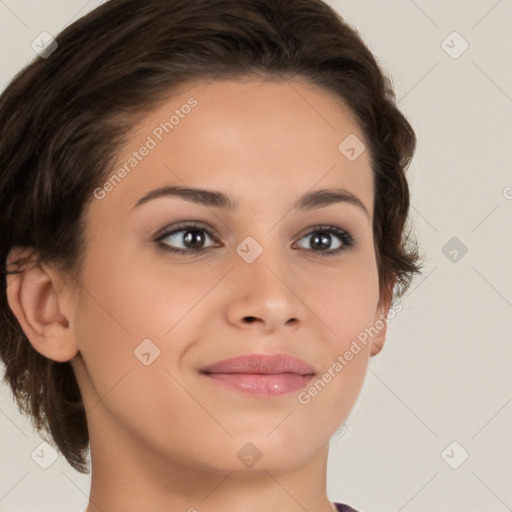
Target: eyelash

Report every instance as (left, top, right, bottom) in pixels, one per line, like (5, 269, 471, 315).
(154, 222, 355, 257)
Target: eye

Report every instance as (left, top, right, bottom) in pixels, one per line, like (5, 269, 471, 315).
(155, 222, 219, 255)
(154, 222, 355, 256)
(293, 225, 355, 256)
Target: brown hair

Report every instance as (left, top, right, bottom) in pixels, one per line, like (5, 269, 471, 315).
(0, 0, 424, 473)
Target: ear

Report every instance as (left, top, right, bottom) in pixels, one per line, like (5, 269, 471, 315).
(5, 248, 79, 362)
(369, 286, 394, 357)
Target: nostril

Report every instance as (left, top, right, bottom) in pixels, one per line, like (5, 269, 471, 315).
(244, 316, 257, 323)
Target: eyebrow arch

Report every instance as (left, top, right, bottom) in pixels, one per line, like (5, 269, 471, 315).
(131, 185, 370, 218)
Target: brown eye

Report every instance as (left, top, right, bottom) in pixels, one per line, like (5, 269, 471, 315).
(294, 226, 355, 256)
(156, 223, 218, 255)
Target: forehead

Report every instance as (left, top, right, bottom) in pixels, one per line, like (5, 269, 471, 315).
(90, 79, 374, 222)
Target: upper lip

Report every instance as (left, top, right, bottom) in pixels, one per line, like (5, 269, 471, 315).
(199, 353, 316, 375)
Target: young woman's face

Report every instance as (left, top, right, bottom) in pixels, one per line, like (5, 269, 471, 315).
(69, 78, 388, 474)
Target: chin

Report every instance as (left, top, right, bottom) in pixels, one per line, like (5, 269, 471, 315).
(196, 433, 321, 475)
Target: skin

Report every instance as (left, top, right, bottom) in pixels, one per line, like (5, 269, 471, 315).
(6, 78, 392, 512)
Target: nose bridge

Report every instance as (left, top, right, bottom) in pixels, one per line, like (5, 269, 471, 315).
(235, 228, 287, 290)
(226, 231, 306, 331)
(240, 242, 286, 294)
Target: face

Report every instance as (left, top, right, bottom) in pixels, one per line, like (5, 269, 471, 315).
(66, 78, 387, 474)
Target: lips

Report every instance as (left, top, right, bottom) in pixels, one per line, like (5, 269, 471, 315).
(198, 353, 316, 376)
(198, 353, 316, 397)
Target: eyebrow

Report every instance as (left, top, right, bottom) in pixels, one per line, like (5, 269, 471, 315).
(131, 185, 370, 218)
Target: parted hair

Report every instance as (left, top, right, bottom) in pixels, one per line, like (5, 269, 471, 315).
(0, 0, 424, 473)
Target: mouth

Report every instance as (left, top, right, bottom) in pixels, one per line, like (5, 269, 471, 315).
(198, 353, 316, 397)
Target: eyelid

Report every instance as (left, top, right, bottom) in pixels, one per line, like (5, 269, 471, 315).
(153, 220, 219, 240)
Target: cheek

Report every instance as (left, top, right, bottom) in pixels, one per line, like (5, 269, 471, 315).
(288, 262, 378, 432)
(71, 249, 222, 415)
(71, 257, 201, 447)
(77, 237, 213, 340)
(297, 253, 380, 347)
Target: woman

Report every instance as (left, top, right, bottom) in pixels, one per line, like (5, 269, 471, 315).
(0, 1, 423, 510)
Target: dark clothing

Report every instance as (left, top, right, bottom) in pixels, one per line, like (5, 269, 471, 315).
(334, 503, 359, 512)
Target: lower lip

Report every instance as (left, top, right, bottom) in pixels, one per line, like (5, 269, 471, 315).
(201, 373, 315, 397)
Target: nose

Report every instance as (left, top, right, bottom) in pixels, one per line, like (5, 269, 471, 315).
(225, 247, 308, 334)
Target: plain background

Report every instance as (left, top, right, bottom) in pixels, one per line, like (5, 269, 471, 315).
(0, 1, 511, 511)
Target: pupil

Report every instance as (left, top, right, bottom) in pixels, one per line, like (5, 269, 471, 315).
(184, 230, 204, 249)
(312, 233, 331, 250)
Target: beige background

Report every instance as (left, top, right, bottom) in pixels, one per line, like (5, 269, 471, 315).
(1, 1, 511, 511)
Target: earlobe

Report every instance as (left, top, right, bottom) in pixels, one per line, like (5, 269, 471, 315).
(5, 249, 79, 363)
(370, 317, 387, 356)
(369, 290, 393, 357)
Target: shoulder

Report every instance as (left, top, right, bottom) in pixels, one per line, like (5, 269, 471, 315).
(333, 503, 360, 512)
